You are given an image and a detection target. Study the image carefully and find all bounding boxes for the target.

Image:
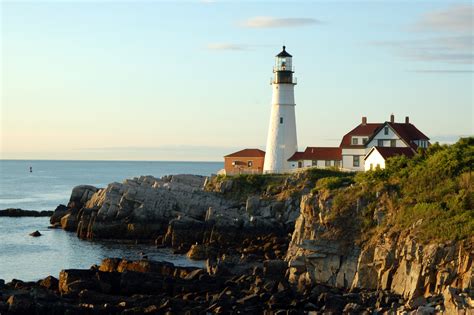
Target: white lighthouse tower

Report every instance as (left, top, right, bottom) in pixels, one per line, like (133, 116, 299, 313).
(263, 46, 298, 173)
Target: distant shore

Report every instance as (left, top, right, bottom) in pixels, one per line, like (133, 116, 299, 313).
(0, 208, 53, 217)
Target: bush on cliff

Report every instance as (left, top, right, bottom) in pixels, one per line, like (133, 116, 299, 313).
(209, 168, 355, 201)
(353, 137, 474, 243)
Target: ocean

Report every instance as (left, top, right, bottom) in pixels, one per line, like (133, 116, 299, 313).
(0, 160, 222, 281)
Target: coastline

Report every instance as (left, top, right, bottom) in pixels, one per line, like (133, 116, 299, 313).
(1, 139, 472, 313)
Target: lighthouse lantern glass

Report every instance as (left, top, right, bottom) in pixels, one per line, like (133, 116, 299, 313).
(275, 56, 292, 71)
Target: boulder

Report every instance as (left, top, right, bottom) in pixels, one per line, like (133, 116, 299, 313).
(60, 214, 77, 231)
(186, 244, 216, 260)
(7, 295, 33, 314)
(29, 230, 41, 237)
(49, 204, 68, 225)
(58, 269, 97, 296)
(99, 258, 122, 272)
(39, 276, 59, 291)
(263, 260, 287, 280)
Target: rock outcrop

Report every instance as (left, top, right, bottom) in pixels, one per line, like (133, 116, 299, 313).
(286, 191, 474, 312)
(50, 174, 299, 256)
(0, 208, 53, 217)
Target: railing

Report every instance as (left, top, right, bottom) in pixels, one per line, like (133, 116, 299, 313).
(270, 77, 297, 85)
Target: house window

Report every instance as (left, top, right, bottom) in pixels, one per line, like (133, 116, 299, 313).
(352, 137, 358, 145)
(312, 160, 317, 166)
(390, 139, 396, 147)
(378, 139, 384, 147)
(247, 161, 253, 167)
(335, 160, 341, 167)
(298, 161, 302, 168)
(353, 156, 360, 167)
(280, 117, 283, 124)
(362, 138, 368, 144)
(325, 160, 331, 167)
(384, 127, 389, 135)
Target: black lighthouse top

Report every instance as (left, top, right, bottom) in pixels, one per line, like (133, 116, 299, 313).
(276, 46, 292, 58)
(273, 46, 296, 84)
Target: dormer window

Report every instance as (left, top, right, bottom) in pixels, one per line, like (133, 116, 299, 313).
(352, 137, 358, 145)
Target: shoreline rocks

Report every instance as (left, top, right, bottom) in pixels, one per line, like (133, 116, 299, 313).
(50, 174, 299, 259)
(0, 208, 53, 217)
(0, 257, 463, 314)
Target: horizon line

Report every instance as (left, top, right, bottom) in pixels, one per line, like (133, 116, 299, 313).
(0, 159, 223, 163)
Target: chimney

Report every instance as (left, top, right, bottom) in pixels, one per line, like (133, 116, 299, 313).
(362, 116, 367, 125)
(390, 114, 395, 123)
(405, 116, 409, 124)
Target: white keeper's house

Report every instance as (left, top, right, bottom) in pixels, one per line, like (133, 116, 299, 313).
(288, 114, 429, 172)
(339, 114, 429, 171)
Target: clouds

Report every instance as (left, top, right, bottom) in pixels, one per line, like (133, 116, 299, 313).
(374, 4, 473, 66)
(414, 4, 473, 33)
(372, 35, 473, 64)
(240, 16, 321, 28)
(207, 16, 320, 52)
(207, 43, 248, 51)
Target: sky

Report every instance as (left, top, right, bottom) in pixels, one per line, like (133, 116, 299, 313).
(1, 0, 473, 161)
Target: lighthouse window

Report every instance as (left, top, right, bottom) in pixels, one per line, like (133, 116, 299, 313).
(280, 117, 283, 124)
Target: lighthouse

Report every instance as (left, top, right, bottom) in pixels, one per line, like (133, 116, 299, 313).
(263, 46, 298, 173)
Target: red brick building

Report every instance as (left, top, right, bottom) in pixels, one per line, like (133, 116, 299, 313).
(224, 149, 265, 175)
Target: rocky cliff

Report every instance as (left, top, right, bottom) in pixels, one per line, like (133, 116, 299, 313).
(286, 191, 473, 312)
(286, 138, 474, 313)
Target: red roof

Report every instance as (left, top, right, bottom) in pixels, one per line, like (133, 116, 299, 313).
(387, 123, 429, 149)
(340, 123, 383, 148)
(341, 120, 429, 149)
(366, 146, 416, 160)
(225, 148, 265, 158)
(288, 147, 342, 161)
(287, 151, 306, 161)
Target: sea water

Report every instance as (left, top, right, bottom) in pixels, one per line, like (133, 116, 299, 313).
(0, 160, 222, 281)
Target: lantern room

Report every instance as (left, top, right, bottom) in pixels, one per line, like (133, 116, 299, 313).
(274, 46, 293, 71)
(273, 46, 296, 84)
